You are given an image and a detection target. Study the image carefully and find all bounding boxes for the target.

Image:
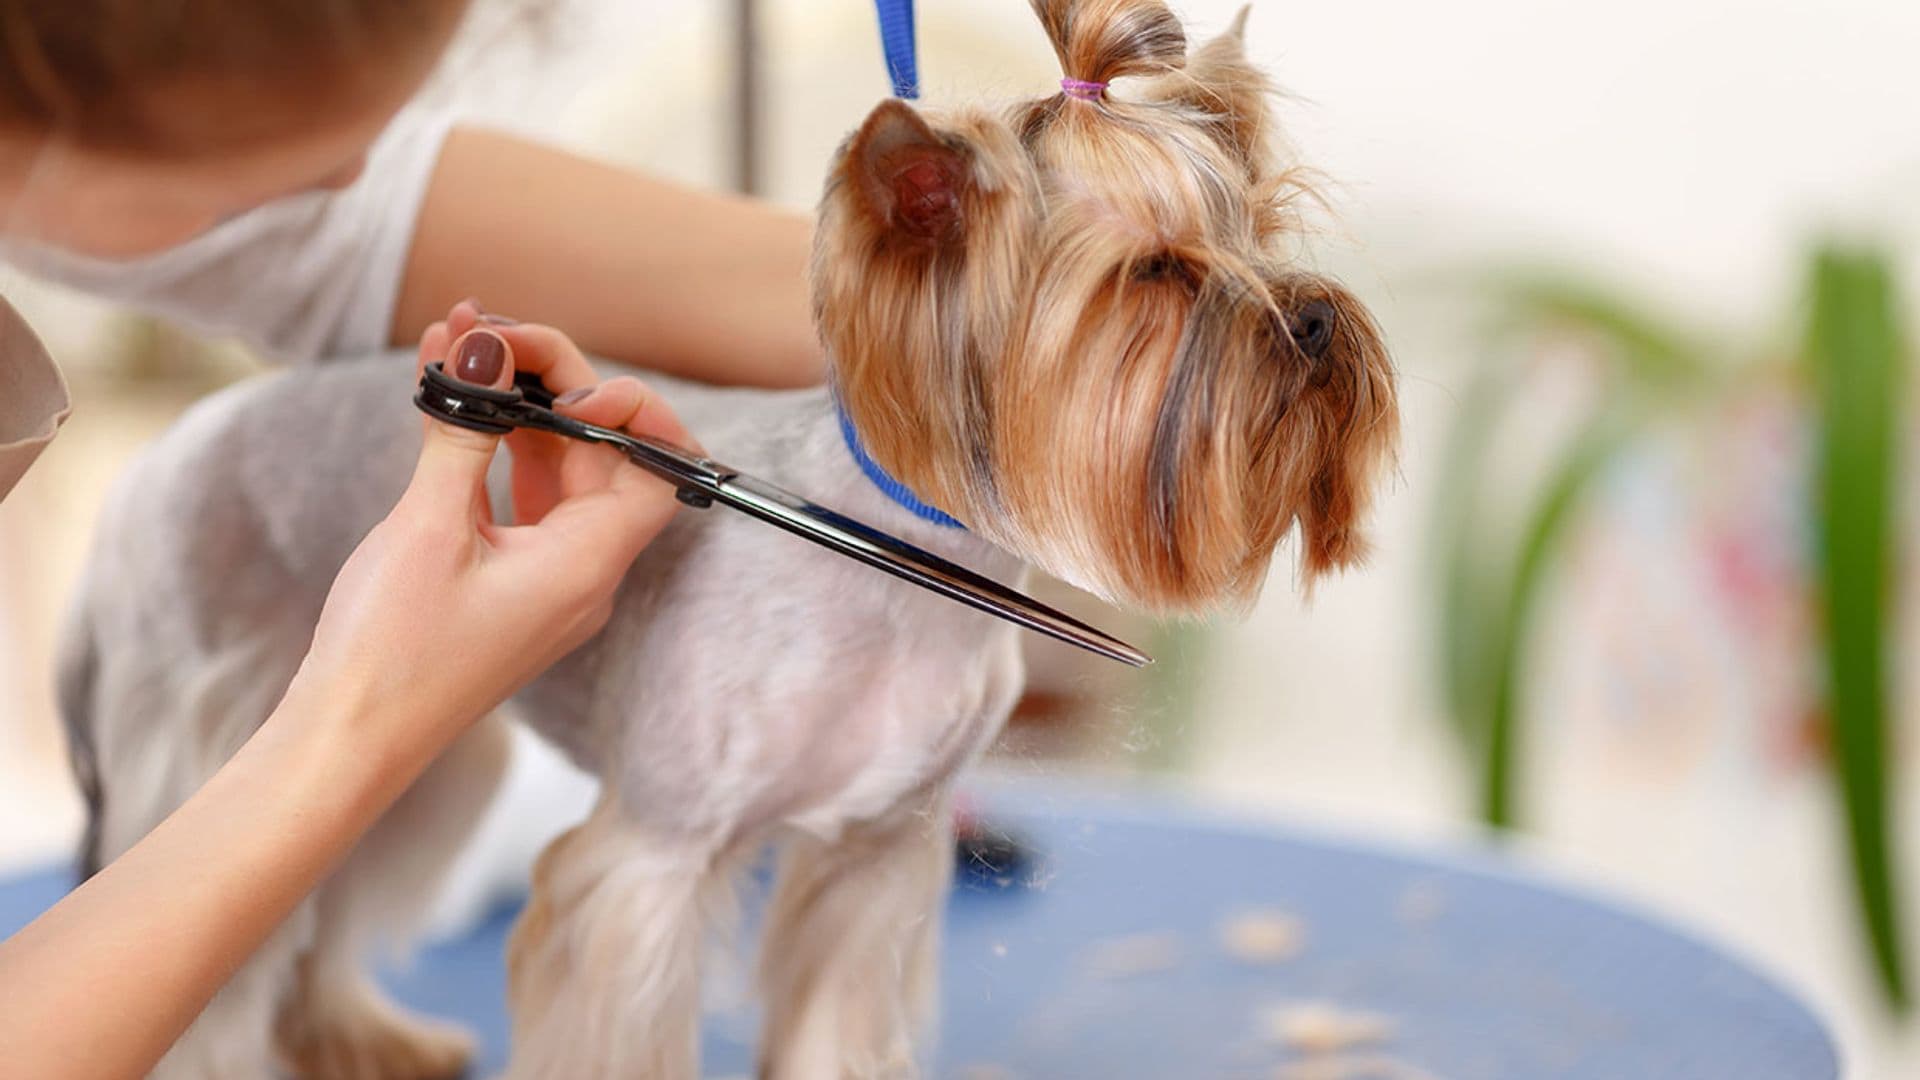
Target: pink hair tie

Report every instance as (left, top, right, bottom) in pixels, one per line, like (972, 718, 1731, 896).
(1060, 77, 1107, 102)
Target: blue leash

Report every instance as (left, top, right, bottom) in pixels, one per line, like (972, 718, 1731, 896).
(874, 0, 920, 99)
(835, 402, 966, 529)
(840, 0, 963, 528)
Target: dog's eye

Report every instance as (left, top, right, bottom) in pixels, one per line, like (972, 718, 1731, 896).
(1131, 253, 1197, 287)
(1289, 299, 1337, 360)
(1133, 254, 1178, 280)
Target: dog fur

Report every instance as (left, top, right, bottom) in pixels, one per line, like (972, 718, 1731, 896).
(60, 3, 1396, 1076)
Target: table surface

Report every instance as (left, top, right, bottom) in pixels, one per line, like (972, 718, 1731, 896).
(0, 786, 1838, 1079)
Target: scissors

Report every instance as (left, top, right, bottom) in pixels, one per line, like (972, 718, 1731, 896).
(414, 363, 1151, 667)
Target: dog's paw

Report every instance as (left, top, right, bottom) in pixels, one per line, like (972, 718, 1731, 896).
(277, 993, 474, 1080)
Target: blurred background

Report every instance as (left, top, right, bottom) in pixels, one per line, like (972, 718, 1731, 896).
(3, 0, 1919, 1074)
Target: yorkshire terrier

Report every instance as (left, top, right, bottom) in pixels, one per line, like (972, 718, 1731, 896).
(60, 1, 1396, 1076)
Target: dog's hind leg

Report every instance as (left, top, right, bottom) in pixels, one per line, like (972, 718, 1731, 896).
(274, 714, 512, 1080)
(503, 796, 729, 1080)
(756, 791, 953, 1080)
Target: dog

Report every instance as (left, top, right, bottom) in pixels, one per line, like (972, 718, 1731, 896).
(59, 1, 1396, 1076)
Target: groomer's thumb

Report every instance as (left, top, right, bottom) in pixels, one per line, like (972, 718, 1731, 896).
(408, 329, 513, 513)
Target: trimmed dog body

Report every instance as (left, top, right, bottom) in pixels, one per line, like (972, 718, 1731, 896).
(64, 359, 1021, 1077)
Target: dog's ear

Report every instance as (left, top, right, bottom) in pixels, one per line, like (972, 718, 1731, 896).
(848, 100, 972, 245)
(1172, 7, 1274, 175)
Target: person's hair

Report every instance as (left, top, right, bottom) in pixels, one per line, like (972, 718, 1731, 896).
(0, 0, 470, 153)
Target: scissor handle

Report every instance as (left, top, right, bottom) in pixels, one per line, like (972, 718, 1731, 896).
(413, 363, 731, 508)
(511, 370, 558, 409)
(413, 361, 525, 434)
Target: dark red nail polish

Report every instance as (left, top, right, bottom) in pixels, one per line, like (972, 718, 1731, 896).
(453, 332, 507, 386)
(555, 386, 594, 406)
(479, 313, 519, 327)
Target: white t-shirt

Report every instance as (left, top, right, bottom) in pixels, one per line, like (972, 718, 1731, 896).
(0, 108, 455, 501)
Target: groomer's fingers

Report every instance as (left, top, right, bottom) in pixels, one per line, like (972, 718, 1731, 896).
(555, 376, 699, 450)
(413, 299, 484, 378)
(506, 427, 568, 527)
(447, 298, 484, 339)
(406, 329, 513, 517)
(490, 321, 598, 528)
(550, 377, 702, 499)
(481, 322, 600, 397)
(520, 475, 681, 589)
(416, 320, 452, 376)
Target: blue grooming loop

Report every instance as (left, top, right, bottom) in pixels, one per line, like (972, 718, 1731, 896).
(837, 403, 966, 528)
(0, 786, 1837, 1077)
(875, 0, 920, 99)
(838, 2, 968, 528)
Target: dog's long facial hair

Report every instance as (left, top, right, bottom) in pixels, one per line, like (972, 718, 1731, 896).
(816, 0, 1399, 613)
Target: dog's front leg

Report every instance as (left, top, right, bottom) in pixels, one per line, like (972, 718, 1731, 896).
(503, 796, 723, 1080)
(274, 716, 512, 1080)
(757, 791, 953, 1080)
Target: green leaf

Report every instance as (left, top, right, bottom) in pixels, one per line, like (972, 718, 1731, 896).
(1807, 246, 1909, 1008)
(1478, 414, 1629, 827)
(1479, 271, 1713, 398)
(1432, 254, 1912, 1008)
(1430, 360, 1513, 747)
(1434, 269, 1691, 826)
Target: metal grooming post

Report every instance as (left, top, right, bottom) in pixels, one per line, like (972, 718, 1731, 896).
(730, 0, 762, 196)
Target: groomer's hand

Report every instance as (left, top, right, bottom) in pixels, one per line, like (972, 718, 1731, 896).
(0, 306, 695, 1080)
(295, 301, 690, 766)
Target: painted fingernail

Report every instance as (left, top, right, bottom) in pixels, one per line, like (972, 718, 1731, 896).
(479, 313, 519, 327)
(453, 331, 507, 386)
(555, 386, 595, 406)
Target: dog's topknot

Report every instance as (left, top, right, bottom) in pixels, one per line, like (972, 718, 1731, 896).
(1031, 0, 1186, 86)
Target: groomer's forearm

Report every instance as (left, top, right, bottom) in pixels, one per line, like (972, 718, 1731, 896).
(0, 676, 435, 1080)
(395, 127, 825, 388)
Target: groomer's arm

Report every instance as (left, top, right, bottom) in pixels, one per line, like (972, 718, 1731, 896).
(394, 128, 825, 388)
(0, 680, 441, 1080)
(0, 314, 684, 1080)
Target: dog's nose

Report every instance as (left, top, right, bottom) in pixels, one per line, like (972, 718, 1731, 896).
(1290, 299, 1337, 361)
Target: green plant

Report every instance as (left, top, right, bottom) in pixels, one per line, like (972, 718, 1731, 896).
(1807, 248, 1908, 1007)
(1430, 248, 1911, 1006)
(1432, 273, 1709, 827)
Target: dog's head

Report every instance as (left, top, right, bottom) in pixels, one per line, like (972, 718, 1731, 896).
(814, 0, 1398, 612)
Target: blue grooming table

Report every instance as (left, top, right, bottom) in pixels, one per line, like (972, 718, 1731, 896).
(0, 787, 1838, 1078)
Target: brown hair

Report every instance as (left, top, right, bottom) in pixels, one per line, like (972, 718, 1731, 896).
(816, 0, 1399, 612)
(0, 0, 470, 153)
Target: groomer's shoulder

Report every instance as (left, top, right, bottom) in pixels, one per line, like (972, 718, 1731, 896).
(0, 107, 458, 370)
(0, 295, 72, 502)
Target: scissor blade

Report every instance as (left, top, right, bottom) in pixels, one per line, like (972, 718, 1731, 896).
(717, 475, 1152, 667)
(414, 365, 1150, 667)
